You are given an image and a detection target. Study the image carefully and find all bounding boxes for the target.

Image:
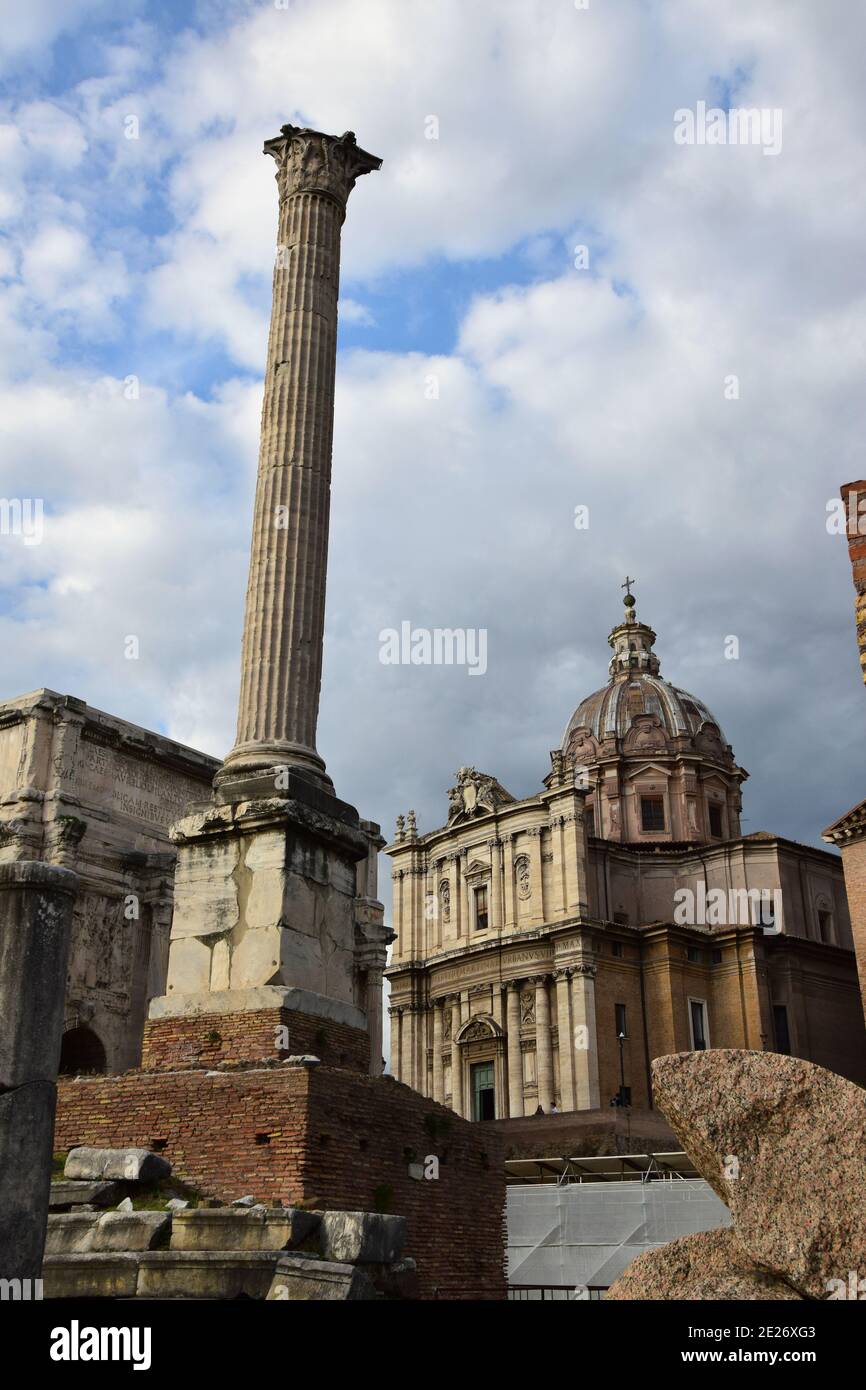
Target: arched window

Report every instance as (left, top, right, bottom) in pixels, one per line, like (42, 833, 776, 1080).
(814, 896, 834, 945)
(59, 1026, 107, 1075)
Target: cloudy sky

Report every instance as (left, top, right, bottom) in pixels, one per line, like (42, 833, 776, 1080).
(2, 0, 865, 900)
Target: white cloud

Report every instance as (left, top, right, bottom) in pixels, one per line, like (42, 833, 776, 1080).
(1, 0, 865, 879)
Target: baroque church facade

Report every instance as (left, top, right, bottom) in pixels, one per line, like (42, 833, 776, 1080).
(385, 592, 866, 1122)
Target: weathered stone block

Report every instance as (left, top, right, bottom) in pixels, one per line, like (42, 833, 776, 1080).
(318, 1211, 406, 1265)
(44, 1213, 101, 1255)
(170, 1207, 320, 1252)
(42, 1252, 139, 1299)
(135, 1249, 280, 1299)
(49, 1180, 121, 1211)
(90, 1212, 170, 1253)
(267, 1253, 376, 1301)
(65, 1146, 172, 1183)
(45, 1210, 170, 1254)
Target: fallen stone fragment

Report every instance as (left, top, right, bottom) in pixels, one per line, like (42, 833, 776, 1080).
(65, 1147, 171, 1184)
(650, 1050, 866, 1300)
(49, 1180, 121, 1211)
(606, 1229, 803, 1301)
(170, 1206, 320, 1253)
(90, 1212, 170, 1253)
(45, 1210, 170, 1255)
(267, 1253, 376, 1301)
(318, 1211, 406, 1265)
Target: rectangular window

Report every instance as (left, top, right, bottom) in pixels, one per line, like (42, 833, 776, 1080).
(689, 999, 708, 1051)
(474, 885, 488, 932)
(471, 1061, 495, 1121)
(641, 796, 665, 831)
(615, 1003, 628, 1038)
(585, 806, 595, 837)
(817, 910, 831, 944)
(708, 803, 723, 838)
(611, 941, 623, 958)
(687, 945, 701, 964)
(773, 1004, 791, 1056)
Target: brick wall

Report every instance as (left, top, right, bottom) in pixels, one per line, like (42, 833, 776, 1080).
(55, 1064, 506, 1300)
(837, 837, 866, 1014)
(840, 479, 866, 686)
(141, 1008, 369, 1074)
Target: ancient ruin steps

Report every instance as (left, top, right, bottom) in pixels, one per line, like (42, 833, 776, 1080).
(43, 1147, 416, 1300)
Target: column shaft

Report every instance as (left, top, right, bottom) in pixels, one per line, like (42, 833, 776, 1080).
(572, 964, 601, 1109)
(219, 126, 380, 789)
(555, 970, 576, 1111)
(432, 1001, 444, 1102)
(450, 997, 464, 1116)
(506, 983, 524, 1117)
(535, 975, 554, 1112)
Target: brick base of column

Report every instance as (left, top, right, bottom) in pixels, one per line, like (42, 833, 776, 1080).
(141, 1008, 369, 1074)
(55, 1063, 506, 1300)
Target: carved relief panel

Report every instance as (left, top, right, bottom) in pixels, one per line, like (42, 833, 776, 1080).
(514, 854, 531, 900)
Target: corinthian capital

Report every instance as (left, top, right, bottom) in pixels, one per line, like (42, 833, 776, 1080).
(264, 124, 382, 208)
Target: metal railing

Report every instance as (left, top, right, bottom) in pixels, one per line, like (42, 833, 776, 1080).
(432, 1284, 605, 1301)
(508, 1284, 605, 1301)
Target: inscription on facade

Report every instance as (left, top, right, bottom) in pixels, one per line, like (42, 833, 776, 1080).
(75, 743, 203, 829)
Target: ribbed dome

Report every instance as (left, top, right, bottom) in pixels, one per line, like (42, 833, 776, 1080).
(563, 675, 726, 748)
(559, 588, 735, 768)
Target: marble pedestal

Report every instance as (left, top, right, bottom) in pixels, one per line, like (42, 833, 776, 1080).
(148, 777, 371, 1038)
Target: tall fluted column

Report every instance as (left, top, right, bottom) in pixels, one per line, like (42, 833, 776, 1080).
(391, 1007, 402, 1082)
(432, 1000, 445, 1103)
(450, 996, 464, 1116)
(554, 968, 575, 1111)
(489, 837, 503, 929)
(572, 960, 601, 1109)
(506, 981, 524, 1117)
(365, 967, 384, 1076)
(217, 126, 381, 794)
(534, 975, 554, 1112)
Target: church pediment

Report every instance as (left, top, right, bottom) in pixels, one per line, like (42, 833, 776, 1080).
(464, 859, 490, 882)
(447, 766, 515, 825)
(455, 1014, 502, 1044)
(624, 761, 672, 782)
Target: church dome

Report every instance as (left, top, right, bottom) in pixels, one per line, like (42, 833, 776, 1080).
(561, 587, 733, 766)
(564, 675, 728, 751)
(554, 585, 744, 845)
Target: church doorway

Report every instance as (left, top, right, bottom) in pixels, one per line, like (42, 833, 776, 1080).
(471, 1060, 495, 1121)
(59, 1025, 107, 1075)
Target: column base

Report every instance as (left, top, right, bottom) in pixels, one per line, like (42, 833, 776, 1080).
(160, 793, 370, 1039)
(214, 742, 335, 801)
